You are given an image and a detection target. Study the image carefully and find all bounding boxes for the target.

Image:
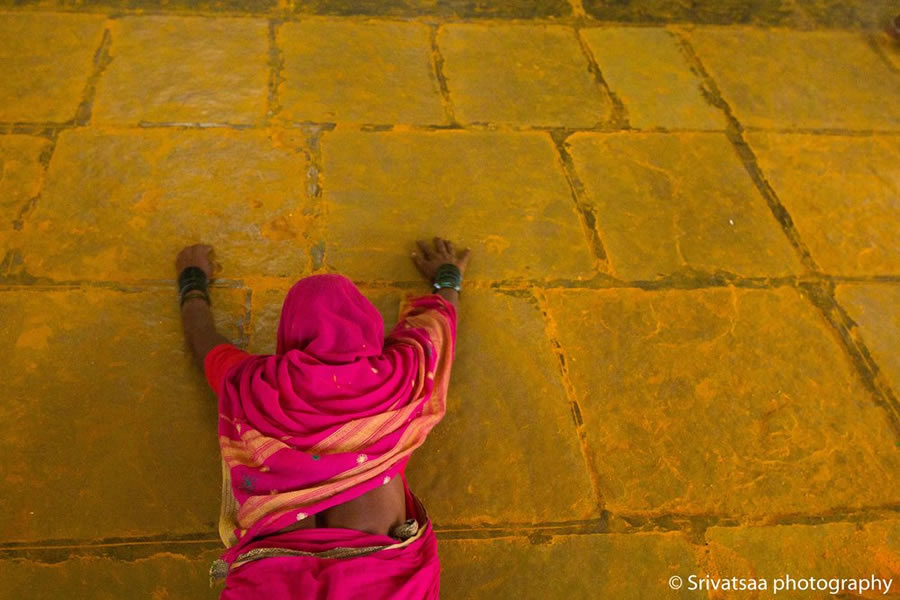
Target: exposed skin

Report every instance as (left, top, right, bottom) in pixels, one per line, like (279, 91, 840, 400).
(177, 237, 470, 537)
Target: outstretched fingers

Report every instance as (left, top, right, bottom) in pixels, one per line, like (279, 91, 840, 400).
(459, 247, 472, 270)
(411, 251, 426, 271)
(416, 239, 433, 259)
(414, 237, 470, 268)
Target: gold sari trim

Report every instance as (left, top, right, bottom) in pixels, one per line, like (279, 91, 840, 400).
(209, 518, 428, 587)
(234, 521, 425, 567)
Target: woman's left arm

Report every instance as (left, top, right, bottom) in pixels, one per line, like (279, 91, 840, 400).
(177, 244, 229, 369)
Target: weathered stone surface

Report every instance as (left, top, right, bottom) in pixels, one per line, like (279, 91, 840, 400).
(799, 0, 897, 28)
(580, 28, 724, 131)
(439, 533, 703, 599)
(544, 287, 900, 517)
(279, 20, 445, 125)
(0, 13, 105, 123)
(0, 550, 222, 599)
(582, 0, 801, 25)
(3, 0, 895, 26)
(21, 128, 313, 281)
(93, 16, 269, 125)
(249, 286, 597, 524)
(406, 289, 596, 524)
(0, 135, 50, 244)
(0, 0, 275, 11)
(3, 8, 898, 594)
(687, 29, 900, 130)
(0, 288, 244, 542)
(439, 24, 612, 127)
(567, 132, 801, 280)
(748, 133, 900, 275)
(836, 284, 900, 392)
(706, 521, 900, 600)
(292, 0, 570, 18)
(321, 130, 596, 282)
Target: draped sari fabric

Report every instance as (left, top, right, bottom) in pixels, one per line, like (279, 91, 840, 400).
(212, 274, 456, 597)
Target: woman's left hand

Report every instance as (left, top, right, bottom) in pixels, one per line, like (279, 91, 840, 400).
(176, 244, 215, 278)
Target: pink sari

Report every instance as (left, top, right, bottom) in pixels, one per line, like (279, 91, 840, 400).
(212, 274, 456, 598)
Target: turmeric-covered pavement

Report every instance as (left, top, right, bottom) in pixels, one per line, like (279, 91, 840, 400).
(1, 0, 899, 597)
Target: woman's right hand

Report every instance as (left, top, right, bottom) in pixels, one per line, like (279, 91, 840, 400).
(411, 237, 472, 282)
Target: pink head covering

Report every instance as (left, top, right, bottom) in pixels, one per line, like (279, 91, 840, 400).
(276, 274, 384, 362)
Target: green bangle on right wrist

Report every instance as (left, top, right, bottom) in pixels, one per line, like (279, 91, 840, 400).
(432, 263, 462, 292)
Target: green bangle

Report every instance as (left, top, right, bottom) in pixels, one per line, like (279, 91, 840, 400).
(178, 266, 211, 307)
(433, 263, 462, 292)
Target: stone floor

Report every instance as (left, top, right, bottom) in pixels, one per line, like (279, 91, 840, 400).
(1, 0, 899, 598)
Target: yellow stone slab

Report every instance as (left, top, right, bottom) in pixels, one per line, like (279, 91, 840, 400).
(21, 128, 314, 281)
(582, 0, 802, 25)
(0, 13, 105, 123)
(321, 130, 597, 282)
(0, 287, 244, 541)
(0, 135, 50, 244)
(440, 533, 703, 598)
(247, 286, 597, 524)
(568, 132, 801, 280)
(279, 20, 445, 125)
(836, 284, 900, 392)
(1, 550, 222, 598)
(687, 29, 900, 130)
(291, 0, 571, 18)
(406, 290, 596, 524)
(439, 24, 612, 127)
(748, 133, 900, 275)
(706, 521, 900, 600)
(580, 28, 725, 131)
(800, 0, 896, 29)
(544, 287, 900, 517)
(93, 17, 269, 125)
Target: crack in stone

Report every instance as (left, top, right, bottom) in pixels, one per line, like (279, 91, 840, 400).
(533, 288, 607, 512)
(428, 23, 459, 127)
(265, 19, 286, 122)
(74, 27, 113, 127)
(672, 210, 688, 267)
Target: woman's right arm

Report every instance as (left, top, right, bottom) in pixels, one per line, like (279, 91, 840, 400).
(435, 287, 459, 309)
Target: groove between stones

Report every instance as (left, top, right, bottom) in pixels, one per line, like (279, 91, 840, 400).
(799, 281, 900, 436)
(265, 19, 285, 122)
(74, 26, 113, 127)
(533, 288, 607, 513)
(573, 26, 629, 129)
(3, 272, 900, 293)
(428, 23, 459, 127)
(549, 130, 609, 270)
(4, 503, 898, 563)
